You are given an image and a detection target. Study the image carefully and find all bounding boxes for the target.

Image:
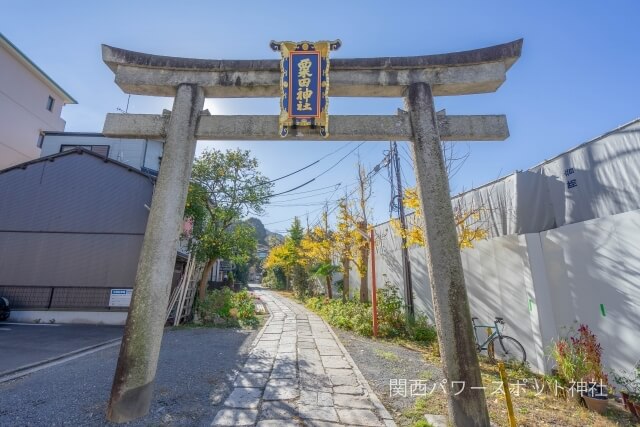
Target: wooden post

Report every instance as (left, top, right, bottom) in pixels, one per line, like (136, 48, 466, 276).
(406, 82, 490, 426)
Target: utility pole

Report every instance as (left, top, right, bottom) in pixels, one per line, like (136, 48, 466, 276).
(392, 141, 415, 320)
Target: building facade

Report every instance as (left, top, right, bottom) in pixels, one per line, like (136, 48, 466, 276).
(40, 131, 163, 175)
(0, 148, 185, 324)
(0, 33, 76, 169)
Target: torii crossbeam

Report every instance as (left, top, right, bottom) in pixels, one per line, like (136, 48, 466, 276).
(102, 39, 522, 427)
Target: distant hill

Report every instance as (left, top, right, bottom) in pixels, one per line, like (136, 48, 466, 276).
(246, 217, 283, 246)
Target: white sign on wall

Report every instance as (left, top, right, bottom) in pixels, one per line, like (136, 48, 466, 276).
(109, 289, 133, 307)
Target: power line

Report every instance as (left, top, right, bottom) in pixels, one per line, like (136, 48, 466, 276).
(312, 142, 365, 180)
(270, 188, 341, 203)
(263, 141, 356, 185)
(268, 202, 328, 207)
(308, 149, 391, 229)
(198, 142, 355, 196)
(261, 204, 327, 226)
(271, 183, 341, 198)
(261, 142, 372, 228)
(255, 142, 365, 204)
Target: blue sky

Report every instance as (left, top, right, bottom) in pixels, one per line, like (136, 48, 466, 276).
(2, 1, 639, 233)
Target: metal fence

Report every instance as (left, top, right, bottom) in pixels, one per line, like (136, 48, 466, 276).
(0, 286, 126, 310)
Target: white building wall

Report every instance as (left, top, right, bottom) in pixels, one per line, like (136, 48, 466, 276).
(40, 133, 163, 173)
(540, 209, 640, 375)
(0, 45, 67, 168)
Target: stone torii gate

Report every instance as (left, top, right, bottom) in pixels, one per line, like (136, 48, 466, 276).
(101, 39, 522, 426)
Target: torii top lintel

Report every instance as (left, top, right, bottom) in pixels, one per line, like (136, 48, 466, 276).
(101, 39, 522, 98)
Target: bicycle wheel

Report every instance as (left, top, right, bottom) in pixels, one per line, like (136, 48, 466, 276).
(488, 335, 526, 365)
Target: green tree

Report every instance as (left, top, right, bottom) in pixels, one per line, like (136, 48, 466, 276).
(301, 210, 337, 299)
(185, 148, 272, 300)
(288, 217, 304, 245)
(334, 199, 354, 301)
(264, 217, 310, 298)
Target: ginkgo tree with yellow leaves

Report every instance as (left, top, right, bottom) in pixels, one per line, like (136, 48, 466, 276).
(301, 211, 337, 299)
(333, 200, 354, 301)
(263, 217, 309, 297)
(390, 186, 488, 249)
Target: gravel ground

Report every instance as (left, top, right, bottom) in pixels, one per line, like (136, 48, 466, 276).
(0, 326, 259, 427)
(335, 329, 443, 426)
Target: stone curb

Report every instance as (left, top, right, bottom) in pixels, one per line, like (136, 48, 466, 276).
(322, 317, 397, 427)
(249, 294, 275, 348)
(226, 292, 275, 390)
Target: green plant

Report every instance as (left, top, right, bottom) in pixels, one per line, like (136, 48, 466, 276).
(304, 297, 373, 336)
(303, 284, 437, 346)
(232, 290, 259, 327)
(197, 288, 258, 327)
(374, 349, 399, 362)
(408, 314, 438, 344)
(376, 285, 405, 338)
(550, 324, 607, 386)
(611, 368, 640, 402)
(262, 266, 286, 290)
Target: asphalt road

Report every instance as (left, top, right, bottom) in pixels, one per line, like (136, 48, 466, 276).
(0, 323, 123, 376)
(0, 326, 259, 426)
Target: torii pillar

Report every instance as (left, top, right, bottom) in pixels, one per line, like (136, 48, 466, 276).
(407, 82, 488, 425)
(107, 84, 204, 422)
(101, 39, 522, 426)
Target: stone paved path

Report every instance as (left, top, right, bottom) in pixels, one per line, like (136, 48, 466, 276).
(212, 288, 396, 427)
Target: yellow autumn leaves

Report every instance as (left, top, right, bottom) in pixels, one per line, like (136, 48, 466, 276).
(390, 187, 488, 249)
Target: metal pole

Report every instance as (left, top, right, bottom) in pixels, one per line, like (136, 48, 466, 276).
(370, 228, 378, 338)
(393, 141, 415, 320)
(406, 82, 490, 426)
(107, 84, 204, 423)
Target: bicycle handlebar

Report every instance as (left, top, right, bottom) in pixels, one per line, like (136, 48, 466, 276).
(472, 316, 505, 325)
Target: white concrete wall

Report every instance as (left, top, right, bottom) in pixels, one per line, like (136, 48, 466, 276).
(0, 44, 66, 169)
(40, 134, 163, 172)
(368, 209, 640, 375)
(461, 234, 544, 372)
(8, 310, 127, 325)
(540, 209, 640, 374)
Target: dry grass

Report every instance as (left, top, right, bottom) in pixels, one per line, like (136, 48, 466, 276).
(272, 289, 297, 300)
(274, 291, 638, 426)
(404, 352, 638, 427)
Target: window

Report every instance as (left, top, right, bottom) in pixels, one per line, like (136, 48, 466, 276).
(46, 96, 55, 112)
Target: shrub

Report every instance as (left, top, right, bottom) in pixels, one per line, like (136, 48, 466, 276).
(197, 288, 258, 327)
(262, 266, 286, 290)
(304, 298, 373, 336)
(550, 324, 607, 386)
(408, 314, 438, 344)
(198, 287, 234, 321)
(291, 264, 311, 299)
(304, 284, 437, 346)
(233, 290, 259, 327)
(377, 286, 406, 338)
(611, 368, 640, 402)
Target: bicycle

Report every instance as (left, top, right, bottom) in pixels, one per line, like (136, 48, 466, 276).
(472, 316, 526, 366)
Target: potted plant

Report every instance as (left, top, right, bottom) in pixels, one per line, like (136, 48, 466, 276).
(550, 324, 609, 413)
(611, 368, 640, 421)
